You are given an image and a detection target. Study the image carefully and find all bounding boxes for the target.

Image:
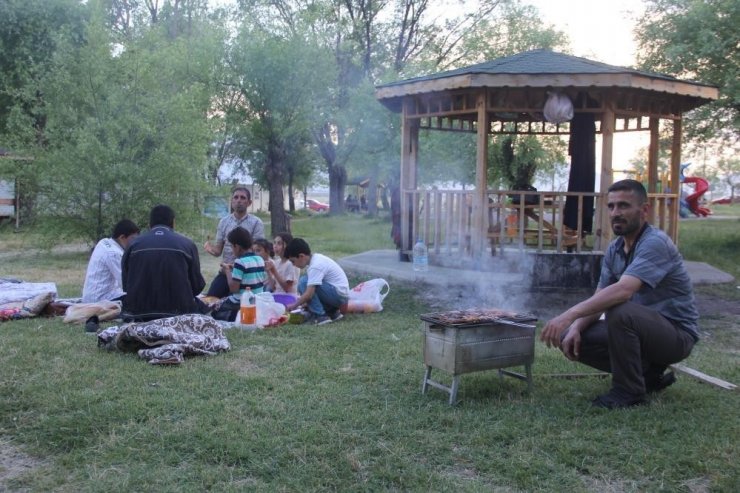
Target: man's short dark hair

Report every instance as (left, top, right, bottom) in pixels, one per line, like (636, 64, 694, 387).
(608, 179, 648, 204)
(150, 205, 175, 228)
(111, 219, 139, 239)
(227, 227, 253, 250)
(231, 185, 251, 201)
(284, 238, 311, 259)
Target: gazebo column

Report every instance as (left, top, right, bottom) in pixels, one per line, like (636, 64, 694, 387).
(648, 117, 660, 224)
(596, 103, 615, 250)
(400, 97, 420, 254)
(472, 90, 490, 257)
(669, 118, 682, 243)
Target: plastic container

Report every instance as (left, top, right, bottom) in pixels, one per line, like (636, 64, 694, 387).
(412, 238, 428, 272)
(239, 287, 257, 326)
(272, 293, 298, 307)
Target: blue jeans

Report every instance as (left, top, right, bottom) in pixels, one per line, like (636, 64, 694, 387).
(297, 275, 349, 316)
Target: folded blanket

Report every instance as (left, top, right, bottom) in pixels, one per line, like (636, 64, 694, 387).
(0, 280, 57, 305)
(97, 314, 230, 365)
(0, 291, 55, 322)
(63, 301, 121, 323)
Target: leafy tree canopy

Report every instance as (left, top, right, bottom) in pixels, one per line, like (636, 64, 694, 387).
(635, 0, 740, 145)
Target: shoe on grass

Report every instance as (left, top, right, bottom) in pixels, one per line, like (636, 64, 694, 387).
(591, 389, 646, 409)
(85, 315, 100, 333)
(301, 312, 332, 325)
(645, 371, 676, 393)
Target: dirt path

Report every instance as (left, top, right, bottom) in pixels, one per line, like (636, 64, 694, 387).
(0, 438, 48, 491)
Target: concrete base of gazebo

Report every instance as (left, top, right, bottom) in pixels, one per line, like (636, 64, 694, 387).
(410, 247, 602, 290)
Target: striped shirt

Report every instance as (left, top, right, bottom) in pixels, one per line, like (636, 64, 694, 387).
(229, 252, 267, 302)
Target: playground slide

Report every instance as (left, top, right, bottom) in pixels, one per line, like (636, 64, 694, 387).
(683, 176, 711, 217)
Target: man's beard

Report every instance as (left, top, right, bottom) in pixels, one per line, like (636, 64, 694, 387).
(611, 217, 640, 236)
(233, 204, 247, 214)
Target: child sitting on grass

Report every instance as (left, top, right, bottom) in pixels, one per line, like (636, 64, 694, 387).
(266, 232, 300, 296)
(283, 238, 349, 325)
(212, 227, 267, 321)
(253, 238, 277, 292)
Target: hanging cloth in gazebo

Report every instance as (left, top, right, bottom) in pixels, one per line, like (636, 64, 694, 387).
(564, 111, 596, 233)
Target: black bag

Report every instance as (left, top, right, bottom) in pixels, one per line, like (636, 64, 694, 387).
(212, 298, 239, 322)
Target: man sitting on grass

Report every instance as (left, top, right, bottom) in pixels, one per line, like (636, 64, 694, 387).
(121, 205, 209, 322)
(540, 179, 699, 409)
(284, 238, 349, 325)
(82, 219, 140, 303)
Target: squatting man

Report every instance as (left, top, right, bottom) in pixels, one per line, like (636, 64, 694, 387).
(540, 179, 699, 409)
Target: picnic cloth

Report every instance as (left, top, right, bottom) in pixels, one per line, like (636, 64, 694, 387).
(97, 314, 230, 365)
(0, 279, 57, 321)
(0, 279, 57, 305)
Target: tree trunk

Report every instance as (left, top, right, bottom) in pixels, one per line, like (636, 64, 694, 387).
(312, 123, 347, 214)
(328, 164, 347, 215)
(367, 171, 379, 216)
(266, 147, 288, 236)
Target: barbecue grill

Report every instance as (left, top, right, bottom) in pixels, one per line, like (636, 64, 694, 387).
(420, 309, 537, 405)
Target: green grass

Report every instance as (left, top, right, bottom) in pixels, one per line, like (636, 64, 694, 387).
(1, 212, 738, 492)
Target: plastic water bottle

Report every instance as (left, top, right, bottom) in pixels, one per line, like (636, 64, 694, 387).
(412, 238, 428, 272)
(239, 287, 257, 327)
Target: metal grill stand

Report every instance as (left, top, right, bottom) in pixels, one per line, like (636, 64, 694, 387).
(421, 319, 535, 405)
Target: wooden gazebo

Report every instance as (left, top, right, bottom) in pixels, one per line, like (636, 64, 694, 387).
(375, 50, 718, 262)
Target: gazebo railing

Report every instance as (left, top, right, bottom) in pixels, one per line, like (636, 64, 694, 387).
(403, 189, 677, 257)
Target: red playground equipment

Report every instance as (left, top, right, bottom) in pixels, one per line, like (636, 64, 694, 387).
(683, 176, 711, 216)
(680, 163, 711, 217)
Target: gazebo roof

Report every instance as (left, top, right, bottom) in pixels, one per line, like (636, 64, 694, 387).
(376, 49, 718, 113)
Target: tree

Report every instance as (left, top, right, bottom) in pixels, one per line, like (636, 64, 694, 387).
(635, 0, 740, 145)
(0, 0, 88, 143)
(30, 2, 219, 244)
(225, 30, 335, 234)
(715, 156, 740, 201)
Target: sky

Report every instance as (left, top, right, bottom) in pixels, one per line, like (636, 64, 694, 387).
(524, 0, 647, 67)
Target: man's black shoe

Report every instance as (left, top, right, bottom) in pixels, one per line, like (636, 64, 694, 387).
(646, 371, 676, 393)
(592, 389, 647, 410)
(85, 315, 100, 333)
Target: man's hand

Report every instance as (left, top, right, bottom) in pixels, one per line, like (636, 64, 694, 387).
(540, 312, 574, 348)
(560, 327, 581, 361)
(203, 236, 215, 255)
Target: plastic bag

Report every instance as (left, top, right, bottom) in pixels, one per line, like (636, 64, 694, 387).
(255, 293, 288, 327)
(543, 92, 573, 124)
(342, 279, 390, 314)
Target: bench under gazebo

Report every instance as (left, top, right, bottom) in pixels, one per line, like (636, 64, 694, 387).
(375, 49, 717, 285)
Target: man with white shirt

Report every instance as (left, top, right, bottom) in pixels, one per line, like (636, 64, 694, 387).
(81, 219, 140, 303)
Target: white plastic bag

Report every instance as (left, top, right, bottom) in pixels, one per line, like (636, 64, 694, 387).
(255, 293, 287, 328)
(343, 279, 390, 313)
(543, 92, 573, 124)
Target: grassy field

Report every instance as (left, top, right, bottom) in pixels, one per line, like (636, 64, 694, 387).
(0, 209, 738, 492)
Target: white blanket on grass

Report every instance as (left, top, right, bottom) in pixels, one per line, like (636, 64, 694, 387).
(0, 279, 57, 305)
